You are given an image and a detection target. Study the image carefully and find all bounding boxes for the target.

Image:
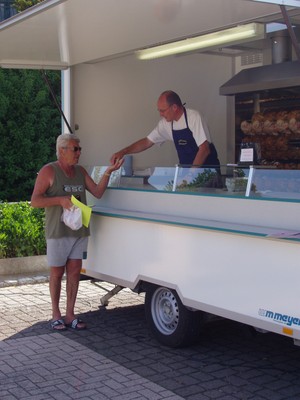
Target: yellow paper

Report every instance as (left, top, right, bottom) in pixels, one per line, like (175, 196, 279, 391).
(71, 195, 92, 228)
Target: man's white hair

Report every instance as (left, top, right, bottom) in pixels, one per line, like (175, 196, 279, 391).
(56, 133, 80, 158)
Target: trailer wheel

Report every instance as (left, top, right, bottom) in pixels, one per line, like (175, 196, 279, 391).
(145, 285, 201, 347)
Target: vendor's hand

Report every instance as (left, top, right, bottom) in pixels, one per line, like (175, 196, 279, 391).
(110, 151, 125, 164)
(60, 196, 73, 210)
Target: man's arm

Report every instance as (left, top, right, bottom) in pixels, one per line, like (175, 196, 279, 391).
(192, 141, 211, 166)
(110, 137, 154, 164)
(31, 165, 72, 209)
(83, 158, 124, 199)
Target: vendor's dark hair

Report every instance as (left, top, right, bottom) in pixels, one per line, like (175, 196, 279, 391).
(162, 90, 183, 107)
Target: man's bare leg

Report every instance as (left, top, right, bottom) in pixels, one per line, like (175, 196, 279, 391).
(64, 259, 86, 329)
(49, 265, 66, 330)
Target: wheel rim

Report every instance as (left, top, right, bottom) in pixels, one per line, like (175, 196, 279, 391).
(151, 287, 179, 335)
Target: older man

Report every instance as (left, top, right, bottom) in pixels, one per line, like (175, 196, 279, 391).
(110, 90, 220, 167)
(31, 133, 123, 331)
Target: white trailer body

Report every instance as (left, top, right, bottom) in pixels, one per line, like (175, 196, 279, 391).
(82, 166, 300, 346)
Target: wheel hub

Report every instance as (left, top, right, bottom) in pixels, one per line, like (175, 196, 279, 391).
(151, 288, 179, 335)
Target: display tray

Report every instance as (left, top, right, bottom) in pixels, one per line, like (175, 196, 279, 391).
(91, 205, 300, 242)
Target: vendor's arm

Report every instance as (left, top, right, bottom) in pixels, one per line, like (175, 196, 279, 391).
(110, 137, 154, 164)
(31, 165, 72, 209)
(192, 141, 211, 166)
(84, 158, 124, 198)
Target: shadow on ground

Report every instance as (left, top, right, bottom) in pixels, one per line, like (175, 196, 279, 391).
(5, 303, 300, 400)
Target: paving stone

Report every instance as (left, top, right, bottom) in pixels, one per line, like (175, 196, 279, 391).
(1, 278, 300, 399)
(0, 332, 184, 400)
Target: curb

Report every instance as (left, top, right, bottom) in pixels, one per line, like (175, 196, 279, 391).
(0, 274, 50, 288)
(0, 255, 49, 288)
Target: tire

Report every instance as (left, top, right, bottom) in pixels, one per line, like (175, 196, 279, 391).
(145, 285, 202, 347)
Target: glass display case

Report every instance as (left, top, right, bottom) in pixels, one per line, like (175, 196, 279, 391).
(90, 165, 300, 202)
(120, 165, 235, 193)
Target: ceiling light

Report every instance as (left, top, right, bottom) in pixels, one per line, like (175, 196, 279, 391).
(136, 23, 265, 60)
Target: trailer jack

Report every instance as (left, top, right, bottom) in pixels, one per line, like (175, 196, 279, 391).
(91, 280, 124, 307)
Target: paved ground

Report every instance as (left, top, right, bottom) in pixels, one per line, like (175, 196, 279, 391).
(1, 278, 300, 399)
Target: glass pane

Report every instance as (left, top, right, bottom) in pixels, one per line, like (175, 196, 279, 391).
(248, 168, 300, 200)
(224, 166, 250, 195)
(147, 167, 177, 191)
(90, 166, 122, 187)
(175, 166, 224, 192)
(118, 167, 178, 191)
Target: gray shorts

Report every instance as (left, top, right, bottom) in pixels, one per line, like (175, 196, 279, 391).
(46, 236, 89, 267)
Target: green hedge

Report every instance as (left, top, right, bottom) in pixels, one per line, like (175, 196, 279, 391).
(0, 202, 46, 258)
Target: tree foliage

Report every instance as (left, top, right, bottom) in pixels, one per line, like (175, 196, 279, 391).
(13, 0, 44, 12)
(0, 69, 61, 201)
(1, 0, 61, 201)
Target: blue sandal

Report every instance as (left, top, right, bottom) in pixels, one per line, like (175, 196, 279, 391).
(65, 318, 86, 330)
(50, 319, 67, 331)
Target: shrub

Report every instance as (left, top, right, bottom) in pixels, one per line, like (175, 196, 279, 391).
(0, 202, 46, 258)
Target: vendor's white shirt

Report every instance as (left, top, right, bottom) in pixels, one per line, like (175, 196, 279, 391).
(147, 108, 211, 147)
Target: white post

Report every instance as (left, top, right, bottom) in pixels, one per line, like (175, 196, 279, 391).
(61, 68, 71, 134)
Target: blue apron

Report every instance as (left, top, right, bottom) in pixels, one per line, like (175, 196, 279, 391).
(172, 108, 220, 167)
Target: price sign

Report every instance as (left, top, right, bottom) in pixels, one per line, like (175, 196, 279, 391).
(240, 147, 254, 163)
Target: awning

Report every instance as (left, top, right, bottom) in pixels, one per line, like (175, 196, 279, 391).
(0, 0, 285, 70)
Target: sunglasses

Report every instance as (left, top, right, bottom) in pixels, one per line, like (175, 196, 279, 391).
(63, 146, 82, 152)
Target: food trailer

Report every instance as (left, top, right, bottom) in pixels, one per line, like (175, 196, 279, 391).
(1, 0, 300, 346)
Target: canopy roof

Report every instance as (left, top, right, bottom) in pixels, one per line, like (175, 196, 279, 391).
(0, 0, 298, 69)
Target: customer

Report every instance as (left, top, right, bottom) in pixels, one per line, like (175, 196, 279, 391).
(110, 90, 220, 167)
(31, 133, 123, 331)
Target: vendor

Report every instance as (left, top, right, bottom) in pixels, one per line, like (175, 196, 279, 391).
(110, 90, 220, 167)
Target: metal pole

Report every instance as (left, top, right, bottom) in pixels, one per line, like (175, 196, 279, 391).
(280, 5, 300, 61)
(41, 70, 73, 134)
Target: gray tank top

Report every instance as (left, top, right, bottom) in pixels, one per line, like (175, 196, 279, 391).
(45, 162, 90, 239)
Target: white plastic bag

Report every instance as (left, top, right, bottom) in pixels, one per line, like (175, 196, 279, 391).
(61, 205, 82, 230)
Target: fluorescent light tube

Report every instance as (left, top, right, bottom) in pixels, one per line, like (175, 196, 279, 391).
(137, 23, 265, 60)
